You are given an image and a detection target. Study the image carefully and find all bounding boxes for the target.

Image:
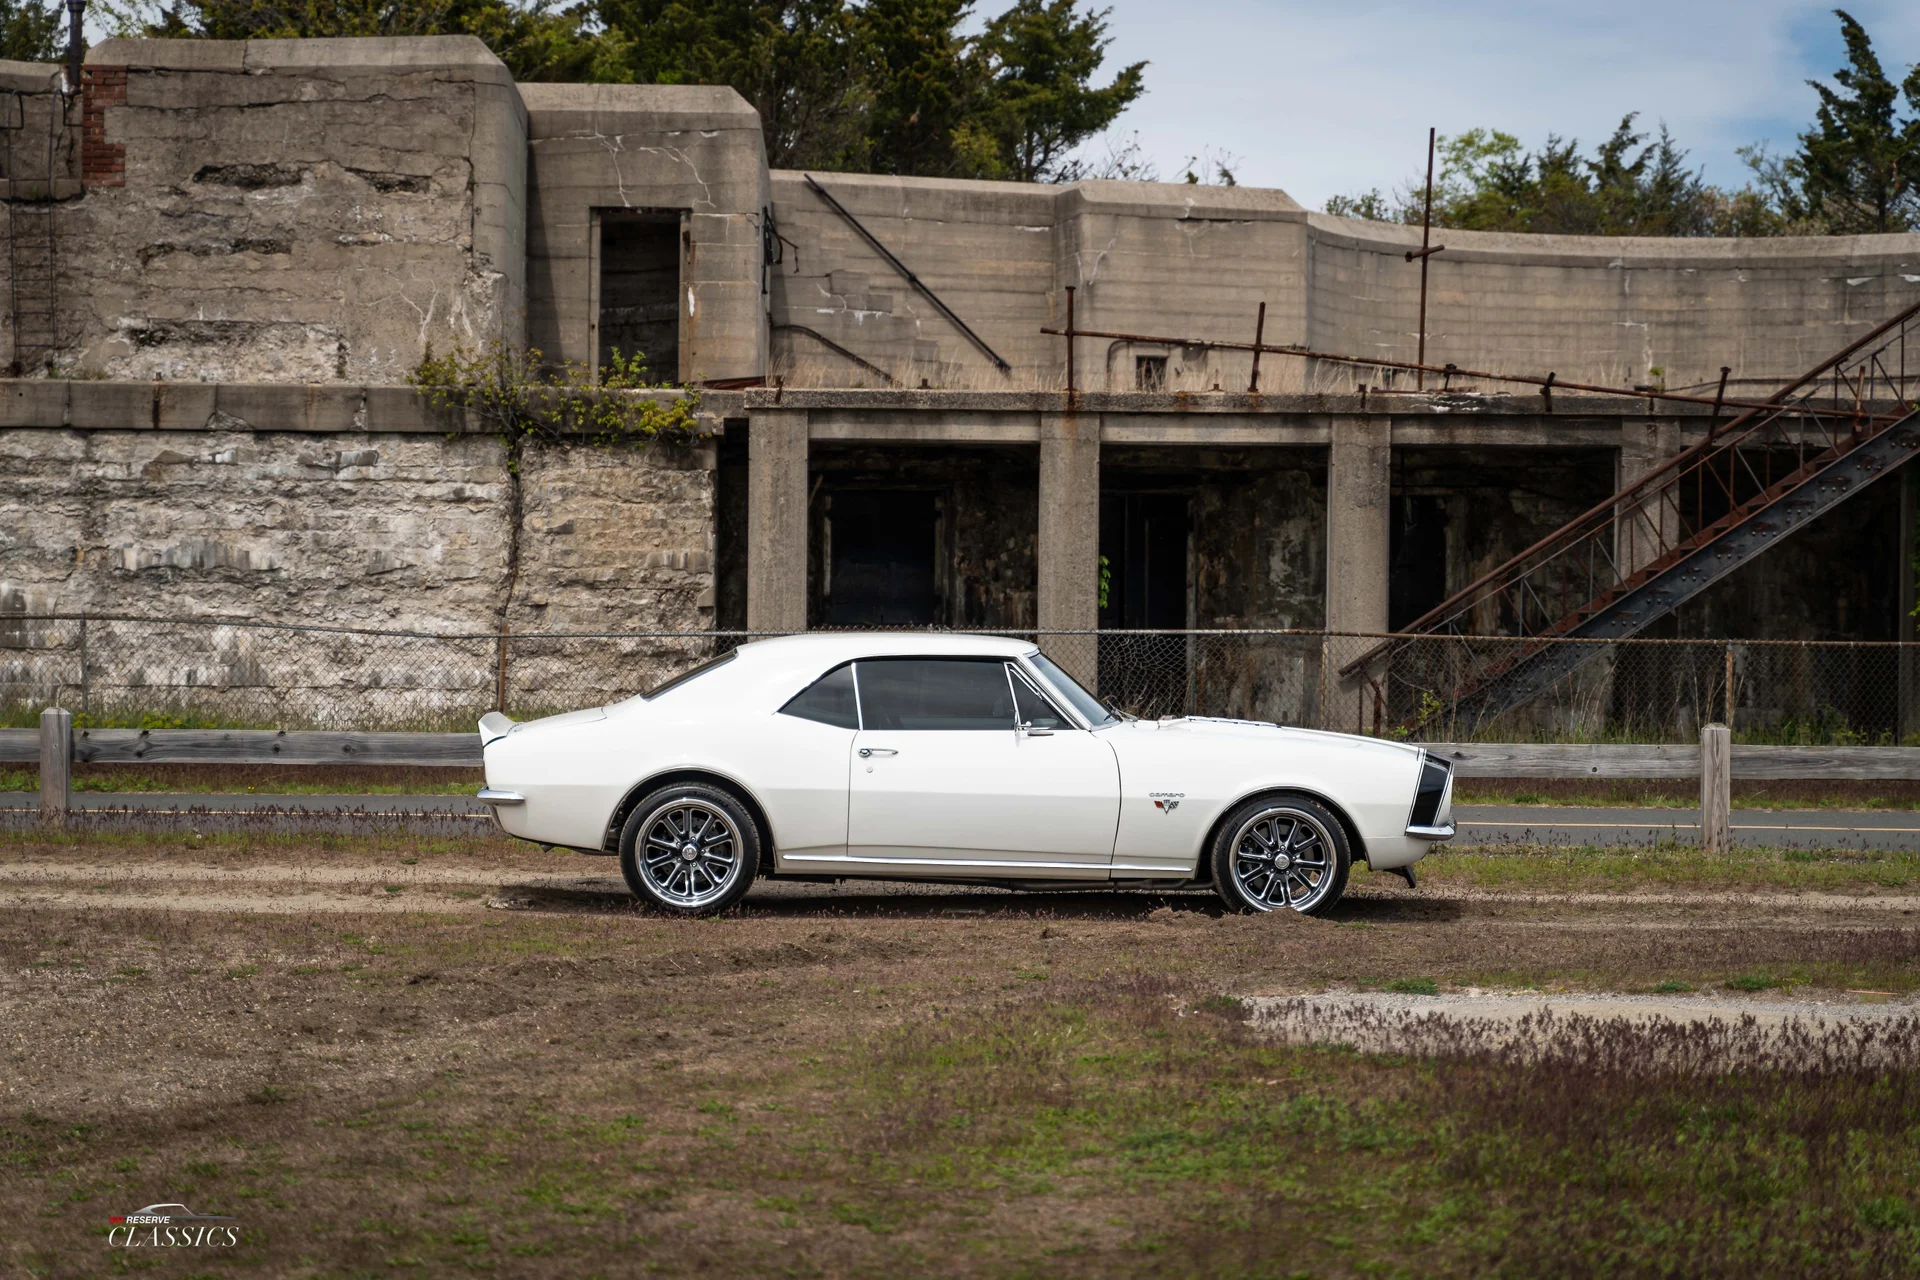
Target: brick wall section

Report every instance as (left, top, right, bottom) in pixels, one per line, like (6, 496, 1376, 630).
(80, 66, 126, 187)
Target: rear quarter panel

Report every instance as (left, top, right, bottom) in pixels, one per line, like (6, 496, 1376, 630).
(486, 708, 853, 857)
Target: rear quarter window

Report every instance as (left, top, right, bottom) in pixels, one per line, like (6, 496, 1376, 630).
(779, 662, 860, 729)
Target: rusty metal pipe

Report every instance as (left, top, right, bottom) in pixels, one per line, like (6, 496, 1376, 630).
(1249, 301, 1265, 393)
(1036, 324, 1900, 420)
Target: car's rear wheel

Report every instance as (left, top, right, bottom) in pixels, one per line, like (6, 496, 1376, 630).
(618, 784, 761, 916)
(1210, 792, 1350, 916)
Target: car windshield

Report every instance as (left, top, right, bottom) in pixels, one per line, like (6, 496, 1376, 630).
(1026, 653, 1116, 727)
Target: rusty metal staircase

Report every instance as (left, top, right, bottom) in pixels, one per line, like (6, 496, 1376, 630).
(1343, 297, 1920, 735)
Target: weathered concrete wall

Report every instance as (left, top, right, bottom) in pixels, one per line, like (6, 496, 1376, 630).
(768, 169, 1920, 394)
(52, 37, 526, 382)
(0, 427, 714, 635)
(1391, 447, 1617, 634)
(767, 174, 1307, 390)
(521, 83, 768, 383)
(509, 438, 716, 634)
(805, 444, 1038, 629)
(1102, 447, 1326, 629)
(1307, 215, 1920, 392)
(0, 427, 514, 630)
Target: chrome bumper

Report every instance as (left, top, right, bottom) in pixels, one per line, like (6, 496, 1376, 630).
(476, 788, 525, 806)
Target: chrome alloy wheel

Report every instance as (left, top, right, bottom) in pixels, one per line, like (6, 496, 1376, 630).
(638, 798, 742, 910)
(1230, 806, 1337, 912)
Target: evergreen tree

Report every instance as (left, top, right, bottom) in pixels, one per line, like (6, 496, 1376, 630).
(0, 0, 64, 62)
(151, 0, 603, 82)
(597, 0, 870, 168)
(974, 0, 1143, 182)
(1792, 8, 1920, 233)
(853, 0, 982, 177)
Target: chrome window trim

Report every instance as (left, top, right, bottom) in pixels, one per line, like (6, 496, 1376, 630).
(1015, 652, 1098, 730)
(1007, 661, 1074, 730)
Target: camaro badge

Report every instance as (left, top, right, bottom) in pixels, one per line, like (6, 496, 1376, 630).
(1149, 792, 1184, 813)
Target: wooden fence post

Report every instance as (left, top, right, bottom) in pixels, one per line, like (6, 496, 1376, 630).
(38, 707, 71, 824)
(1700, 722, 1731, 854)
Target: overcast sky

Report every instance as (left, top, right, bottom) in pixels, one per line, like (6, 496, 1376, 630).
(1076, 0, 1920, 208)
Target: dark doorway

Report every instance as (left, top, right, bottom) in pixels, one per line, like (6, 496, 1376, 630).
(1099, 493, 1189, 715)
(1389, 494, 1449, 630)
(823, 490, 939, 626)
(1100, 493, 1189, 628)
(599, 212, 680, 381)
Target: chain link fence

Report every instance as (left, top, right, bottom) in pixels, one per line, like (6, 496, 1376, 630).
(1, 614, 1915, 743)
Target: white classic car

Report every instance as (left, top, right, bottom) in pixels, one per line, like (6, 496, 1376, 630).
(476, 633, 1453, 916)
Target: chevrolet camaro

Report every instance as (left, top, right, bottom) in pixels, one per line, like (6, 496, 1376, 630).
(476, 633, 1454, 916)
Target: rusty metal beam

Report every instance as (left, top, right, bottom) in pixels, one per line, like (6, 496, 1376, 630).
(803, 174, 1011, 372)
(772, 323, 898, 386)
(1038, 322, 1907, 420)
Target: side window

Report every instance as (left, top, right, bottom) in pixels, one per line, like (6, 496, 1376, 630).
(779, 662, 860, 730)
(855, 659, 1015, 731)
(1009, 666, 1070, 730)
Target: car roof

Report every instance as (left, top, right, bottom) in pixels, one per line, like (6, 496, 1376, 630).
(733, 632, 1038, 667)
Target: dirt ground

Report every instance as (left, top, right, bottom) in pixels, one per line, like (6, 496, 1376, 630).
(5, 832, 1920, 1275)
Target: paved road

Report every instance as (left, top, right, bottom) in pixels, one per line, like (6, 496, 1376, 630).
(7, 794, 1920, 851)
(1454, 804, 1920, 851)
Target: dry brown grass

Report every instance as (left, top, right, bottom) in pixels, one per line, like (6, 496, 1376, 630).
(4, 835, 1920, 1274)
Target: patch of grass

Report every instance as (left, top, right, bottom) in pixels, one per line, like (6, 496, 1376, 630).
(1380, 977, 1440, 995)
(1416, 842, 1920, 894)
(1649, 980, 1695, 994)
(1725, 971, 1787, 992)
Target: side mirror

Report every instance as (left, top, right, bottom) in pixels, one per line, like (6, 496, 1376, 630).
(1017, 720, 1054, 738)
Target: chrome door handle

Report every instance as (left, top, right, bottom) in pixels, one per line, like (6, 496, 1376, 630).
(858, 747, 898, 758)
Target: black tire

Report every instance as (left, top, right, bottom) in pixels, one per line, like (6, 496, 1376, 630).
(1210, 792, 1351, 916)
(617, 783, 762, 916)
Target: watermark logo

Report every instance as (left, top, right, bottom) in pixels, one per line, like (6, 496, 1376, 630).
(107, 1204, 238, 1249)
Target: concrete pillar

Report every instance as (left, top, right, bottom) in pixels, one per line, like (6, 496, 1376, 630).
(1325, 415, 1391, 733)
(1616, 420, 1684, 580)
(1037, 411, 1100, 685)
(746, 409, 809, 632)
(1325, 415, 1392, 635)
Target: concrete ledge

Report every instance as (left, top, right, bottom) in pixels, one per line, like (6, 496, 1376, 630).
(0, 380, 1886, 434)
(87, 36, 515, 89)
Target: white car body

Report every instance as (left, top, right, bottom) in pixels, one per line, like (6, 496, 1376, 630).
(478, 633, 1452, 888)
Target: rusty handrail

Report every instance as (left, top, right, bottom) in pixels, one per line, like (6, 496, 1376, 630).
(1334, 296, 1920, 677)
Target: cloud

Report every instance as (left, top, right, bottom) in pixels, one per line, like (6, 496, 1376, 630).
(1080, 0, 1920, 208)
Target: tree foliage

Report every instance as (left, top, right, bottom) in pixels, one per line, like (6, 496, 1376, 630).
(1326, 9, 1919, 238)
(146, 0, 1146, 180)
(1792, 8, 1920, 233)
(148, 0, 608, 80)
(972, 0, 1144, 182)
(0, 0, 63, 62)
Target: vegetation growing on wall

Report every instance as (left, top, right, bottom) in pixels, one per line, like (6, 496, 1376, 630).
(410, 341, 704, 453)
(1326, 8, 1920, 237)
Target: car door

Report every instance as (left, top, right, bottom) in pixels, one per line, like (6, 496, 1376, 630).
(847, 657, 1119, 874)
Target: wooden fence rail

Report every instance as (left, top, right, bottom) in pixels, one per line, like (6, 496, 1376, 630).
(11, 726, 1920, 831)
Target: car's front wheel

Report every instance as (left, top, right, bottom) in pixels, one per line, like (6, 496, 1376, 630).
(618, 783, 762, 916)
(1210, 792, 1350, 916)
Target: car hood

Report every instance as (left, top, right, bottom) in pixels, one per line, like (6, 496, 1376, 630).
(1100, 716, 1426, 762)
